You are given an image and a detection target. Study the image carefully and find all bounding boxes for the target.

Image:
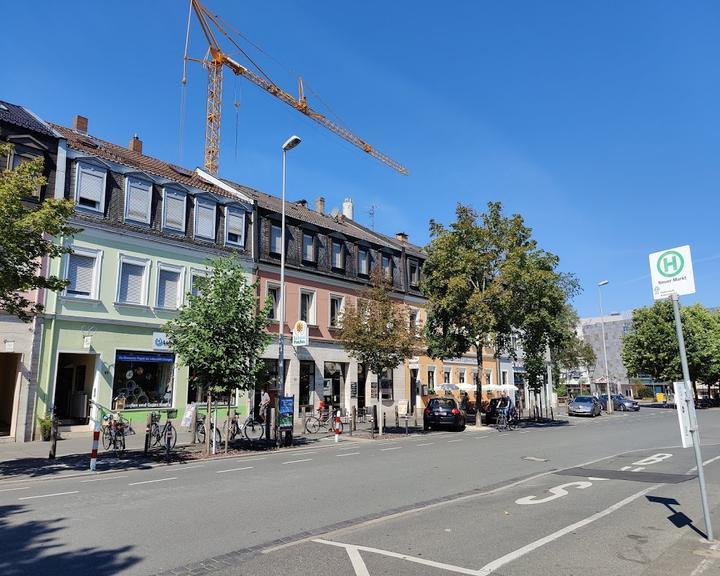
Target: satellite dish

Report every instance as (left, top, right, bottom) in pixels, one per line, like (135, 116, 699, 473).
(330, 207, 340, 218)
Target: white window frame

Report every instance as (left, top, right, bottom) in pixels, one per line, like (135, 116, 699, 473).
(302, 232, 315, 262)
(328, 294, 345, 328)
(162, 188, 187, 233)
(194, 198, 216, 241)
(74, 161, 107, 214)
(443, 368, 451, 384)
(225, 206, 246, 247)
(382, 254, 392, 279)
(124, 176, 152, 225)
(270, 223, 282, 254)
(266, 282, 281, 320)
(459, 369, 466, 384)
(409, 259, 419, 286)
(155, 262, 185, 310)
(188, 268, 209, 297)
(299, 289, 316, 325)
(331, 240, 345, 270)
(63, 247, 102, 300)
(115, 254, 151, 306)
(358, 248, 369, 276)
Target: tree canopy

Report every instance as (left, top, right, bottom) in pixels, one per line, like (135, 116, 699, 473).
(0, 143, 77, 321)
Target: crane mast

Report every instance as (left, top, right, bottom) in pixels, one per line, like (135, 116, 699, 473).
(190, 0, 407, 176)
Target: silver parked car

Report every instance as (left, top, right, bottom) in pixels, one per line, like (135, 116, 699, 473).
(568, 396, 602, 417)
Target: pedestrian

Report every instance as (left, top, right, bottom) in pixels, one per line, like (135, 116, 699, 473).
(259, 388, 270, 422)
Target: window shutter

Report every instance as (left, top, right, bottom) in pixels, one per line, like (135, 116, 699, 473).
(196, 200, 215, 239)
(78, 164, 104, 205)
(126, 177, 151, 223)
(67, 254, 95, 296)
(226, 208, 245, 244)
(164, 190, 186, 231)
(157, 269, 180, 309)
(119, 262, 145, 304)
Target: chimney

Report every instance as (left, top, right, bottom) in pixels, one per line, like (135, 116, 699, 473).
(73, 115, 88, 134)
(315, 196, 325, 213)
(129, 134, 143, 155)
(342, 197, 354, 220)
(396, 232, 408, 243)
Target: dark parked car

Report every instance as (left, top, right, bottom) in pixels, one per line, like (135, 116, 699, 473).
(424, 398, 466, 431)
(599, 394, 639, 412)
(568, 396, 601, 417)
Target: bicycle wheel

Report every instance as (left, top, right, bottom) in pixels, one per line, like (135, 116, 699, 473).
(305, 416, 320, 434)
(196, 421, 206, 444)
(113, 432, 126, 456)
(244, 418, 264, 442)
(496, 414, 507, 431)
(212, 425, 222, 447)
(150, 422, 160, 447)
(101, 427, 112, 450)
(508, 415, 518, 430)
(164, 423, 177, 449)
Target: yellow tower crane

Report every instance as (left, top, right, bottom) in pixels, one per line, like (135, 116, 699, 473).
(188, 0, 407, 176)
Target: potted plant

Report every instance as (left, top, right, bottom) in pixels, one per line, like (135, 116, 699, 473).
(38, 413, 53, 441)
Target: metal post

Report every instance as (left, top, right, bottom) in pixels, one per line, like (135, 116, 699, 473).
(144, 413, 152, 456)
(598, 281, 613, 411)
(48, 407, 58, 460)
(671, 293, 714, 540)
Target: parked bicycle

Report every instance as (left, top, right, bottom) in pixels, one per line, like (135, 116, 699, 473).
(223, 411, 265, 442)
(102, 413, 128, 455)
(305, 410, 343, 434)
(194, 415, 222, 446)
(150, 411, 177, 449)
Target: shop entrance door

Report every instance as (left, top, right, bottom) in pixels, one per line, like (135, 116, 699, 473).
(54, 353, 97, 424)
(357, 363, 366, 410)
(324, 362, 347, 411)
(0, 353, 21, 437)
(410, 368, 419, 414)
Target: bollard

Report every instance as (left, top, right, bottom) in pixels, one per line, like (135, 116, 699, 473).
(334, 409, 341, 443)
(371, 405, 377, 440)
(144, 413, 152, 456)
(301, 407, 306, 436)
(551, 407, 554, 421)
(265, 405, 272, 450)
(351, 406, 356, 436)
(383, 411, 387, 430)
(405, 415, 409, 435)
(395, 407, 399, 428)
(165, 420, 173, 463)
(48, 409, 58, 460)
(89, 420, 101, 472)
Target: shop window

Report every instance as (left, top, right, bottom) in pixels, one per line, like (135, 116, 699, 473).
(124, 176, 152, 225)
(324, 361, 346, 405)
(112, 351, 175, 409)
(257, 359, 289, 392)
(302, 232, 315, 263)
(300, 290, 316, 324)
(329, 295, 344, 327)
(163, 188, 186, 232)
(380, 368, 393, 400)
(75, 161, 106, 213)
(358, 248, 369, 276)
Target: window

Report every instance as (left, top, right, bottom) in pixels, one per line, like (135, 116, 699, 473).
(65, 250, 100, 299)
(112, 351, 175, 409)
(502, 371, 508, 386)
(156, 265, 183, 310)
(409, 260, 419, 286)
(267, 284, 280, 320)
(9, 152, 42, 197)
(75, 162, 106, 212)
(329, 295, 345, 327)
(427, 368, 435, 390)
(409, 309, 419, 333)
(300, 290, 316, 324)
(124, 176, 152, 224)
(443, 369, 451, 384)
(380, 368, 393, 400)
(302, 233, 315, 262)
(270, 224, 282, 254)
(194, 199, 216, 240)
(189, 271, 207, 297)
(485, 370, 492, 386)
(331, 241, 344, 270)
(358, 248, 369, 276)
(226, 207, 245, 247)
(382, 255, 392, 280)
(163, 189, 186, 233)
(117, 257, 149, 305)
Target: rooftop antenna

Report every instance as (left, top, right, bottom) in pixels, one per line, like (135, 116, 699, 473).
(366, 204, 377, 230)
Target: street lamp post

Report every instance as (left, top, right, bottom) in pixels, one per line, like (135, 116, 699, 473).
(278, 135, 301, 445)
(598, 280, 612, 413)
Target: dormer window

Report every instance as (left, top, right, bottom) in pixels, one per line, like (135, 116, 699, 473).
(124, 176, 152, 224)
(226, 207, 245, 247)
(382, 255, 392, 280)
(75, 161, 106, 213)
(302, 232, 315, 263)
(163, 189, 186, 233)
(358, 248, 369, 276)
(270, 224, 282, 255)
(194, 198, 216, 240)
(409, 259, 419, 287)
(331, 240, 344, 271)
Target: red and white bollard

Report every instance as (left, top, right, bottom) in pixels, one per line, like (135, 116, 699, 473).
(334, 410, 341, 443)
(90, 420, 101, 471)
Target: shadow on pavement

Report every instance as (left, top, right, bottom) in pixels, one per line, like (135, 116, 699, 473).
(646, 495, 708, 539)
(0, 504, 141, 576)
(0, 452, 155, 480)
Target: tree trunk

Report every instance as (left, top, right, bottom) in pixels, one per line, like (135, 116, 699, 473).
(476, 347, 484, 427)
(225, 394, 231, 454)
(206, 390, 212, 456)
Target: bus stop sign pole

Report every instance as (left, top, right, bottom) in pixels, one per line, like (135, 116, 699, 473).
(671, 292, 714, 541)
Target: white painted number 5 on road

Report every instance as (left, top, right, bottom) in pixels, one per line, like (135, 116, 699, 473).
(515, 481, 593, 505)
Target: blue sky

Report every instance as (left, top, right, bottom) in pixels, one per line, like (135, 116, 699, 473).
(2, 1, 719, 317)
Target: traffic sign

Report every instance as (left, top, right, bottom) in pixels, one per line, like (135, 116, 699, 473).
(649, 245, 695, 300)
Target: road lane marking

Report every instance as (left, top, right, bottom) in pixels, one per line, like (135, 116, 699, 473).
(416, 442, 434, 447)
(479, 485, 660, 575)
(128, 477, 177, 486)
(620, 466, 631, 471)
(689, 455, 720, 472)
(0, 486, 29, 493)
(80, 475, 129, 483)
(19, 490, 80, 500)
(380, 447, 402, 451)
(346, 544, 371, 576)
(448, 439, 464, 443)
(283, 459, 312, 464)
(216, 466, 253, 474)
(337, 452, 360, 458)
(522, 457, 548, 463)
(174, 465, 205, 471)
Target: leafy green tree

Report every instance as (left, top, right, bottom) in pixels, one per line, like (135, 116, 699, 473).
(0, 143, 77, 321)
(164, 256, 271, 452)
(621, 300, 720, 396)
(421, 202, 537, 421)
(337, 270, 415, 433)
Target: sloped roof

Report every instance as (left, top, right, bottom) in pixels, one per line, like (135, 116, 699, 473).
(0, 100, 57, 137)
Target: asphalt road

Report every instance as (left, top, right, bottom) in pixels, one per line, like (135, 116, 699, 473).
(1, 407, 719, 576)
